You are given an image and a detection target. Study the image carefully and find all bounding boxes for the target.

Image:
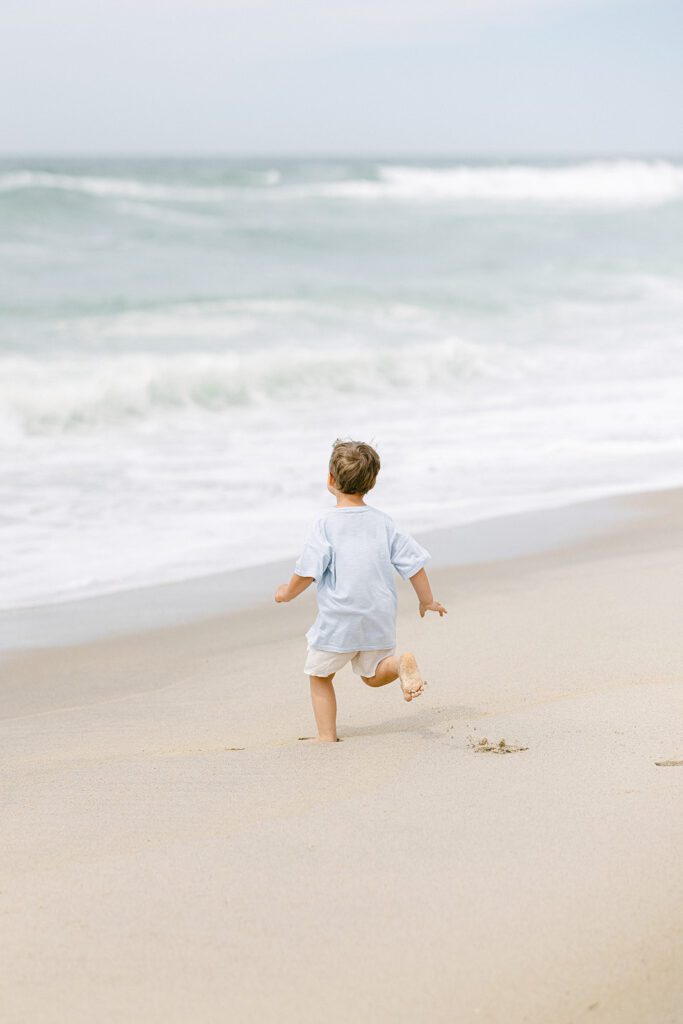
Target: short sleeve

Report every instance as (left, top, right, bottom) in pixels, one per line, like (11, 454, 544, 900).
(294, 518, 332, 582)
(389, 525, 431, 580)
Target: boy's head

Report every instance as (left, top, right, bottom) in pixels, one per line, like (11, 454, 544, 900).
(328, 439, 380, 496)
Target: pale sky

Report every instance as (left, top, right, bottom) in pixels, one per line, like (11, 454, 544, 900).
(1, 0, 681, 156)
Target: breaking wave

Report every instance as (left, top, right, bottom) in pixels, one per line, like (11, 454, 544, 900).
(2, 160, 682, 207)
(313, 161, 683, 205)
(0, 171, 231, 203)
(0, 339, 522, 436)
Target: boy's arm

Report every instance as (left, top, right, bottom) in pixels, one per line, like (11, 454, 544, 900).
(408, 568, 447, 618)
(274, 573, 314, 604)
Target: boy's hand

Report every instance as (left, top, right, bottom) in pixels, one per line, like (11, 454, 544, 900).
(274, 584, 289, 603)
(419, 600, 447, 618)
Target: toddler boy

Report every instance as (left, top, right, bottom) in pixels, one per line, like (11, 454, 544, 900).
(275, 439, 446, 742)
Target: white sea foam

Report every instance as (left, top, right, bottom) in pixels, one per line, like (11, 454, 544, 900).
(306, 161, 683, 205)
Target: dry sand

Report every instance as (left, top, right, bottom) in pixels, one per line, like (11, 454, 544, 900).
(1, 488, 682, 1023)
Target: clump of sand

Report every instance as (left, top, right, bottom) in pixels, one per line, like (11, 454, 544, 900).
(469, 736, 528, 755)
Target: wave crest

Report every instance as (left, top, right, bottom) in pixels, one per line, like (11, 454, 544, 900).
(314, 161, 683, 205)
(2, 161, 682, 207)
(1, 340, 513, 436)
(0, 171, 230, 203)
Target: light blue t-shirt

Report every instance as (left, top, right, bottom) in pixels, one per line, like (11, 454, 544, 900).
(294, 504, 431, 653)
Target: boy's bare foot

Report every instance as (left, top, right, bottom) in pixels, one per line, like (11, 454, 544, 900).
(399, 652, 426, 702)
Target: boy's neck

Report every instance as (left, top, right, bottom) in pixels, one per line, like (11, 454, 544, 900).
(335, 492, 366, 508)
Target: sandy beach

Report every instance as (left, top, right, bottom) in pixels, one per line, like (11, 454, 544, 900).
(1, 487, 682, 1023)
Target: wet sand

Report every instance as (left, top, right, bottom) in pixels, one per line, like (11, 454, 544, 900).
(1, 488, 682, 1023)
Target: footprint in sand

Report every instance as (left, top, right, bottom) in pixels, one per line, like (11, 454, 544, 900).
(298, 736, 342, 743)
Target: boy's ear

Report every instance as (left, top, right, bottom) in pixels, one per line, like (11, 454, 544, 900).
(327, 472, 337, 490)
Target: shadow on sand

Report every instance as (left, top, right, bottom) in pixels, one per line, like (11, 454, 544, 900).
(340, 704, 481, 740)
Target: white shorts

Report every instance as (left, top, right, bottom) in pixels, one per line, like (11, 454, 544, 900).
(304, 645, 395, 679)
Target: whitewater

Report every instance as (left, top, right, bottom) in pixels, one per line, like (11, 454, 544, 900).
(1, 156, 682, 609)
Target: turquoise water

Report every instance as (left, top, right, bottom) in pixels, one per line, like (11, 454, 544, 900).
(2, 157, 683, 608)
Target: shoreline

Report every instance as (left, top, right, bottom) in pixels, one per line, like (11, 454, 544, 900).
(1, 482, 676, 654)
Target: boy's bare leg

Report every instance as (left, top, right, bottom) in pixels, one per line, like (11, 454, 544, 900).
(362, 653, 426, 702)
(361, 655, 399, 687)
(309, 674, 338, 742)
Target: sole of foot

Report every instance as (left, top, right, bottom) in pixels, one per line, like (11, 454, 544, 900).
(399, 652, 426, 702)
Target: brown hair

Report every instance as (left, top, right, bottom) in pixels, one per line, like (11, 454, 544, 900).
(329, 439, 381, 495)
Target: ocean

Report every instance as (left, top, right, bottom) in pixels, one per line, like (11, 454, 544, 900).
(1, 156, 682, 611)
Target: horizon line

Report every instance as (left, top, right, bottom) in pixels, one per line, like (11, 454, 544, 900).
(1, 149, 683, 162)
